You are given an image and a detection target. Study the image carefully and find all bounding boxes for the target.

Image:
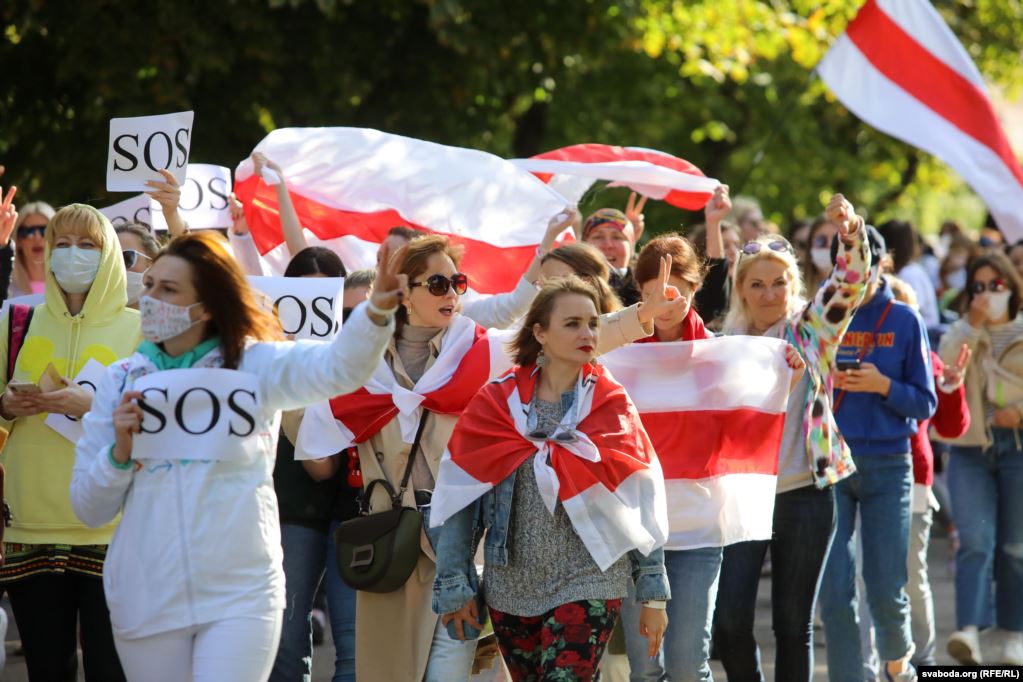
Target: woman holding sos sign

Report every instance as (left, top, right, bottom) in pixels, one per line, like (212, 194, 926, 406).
(70, 231, 405, 682)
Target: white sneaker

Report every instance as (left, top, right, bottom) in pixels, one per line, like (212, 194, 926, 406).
(948, 629, 983, 665)
(1002, 631, 1023, 665)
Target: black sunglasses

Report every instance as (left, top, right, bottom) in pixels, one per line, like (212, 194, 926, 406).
(17, 225, 45, 240)
(409, 272, 468, 296)
(122, 249, 153, 270)
(971, 279, 1007, 294)
(740, 240, 794, 257)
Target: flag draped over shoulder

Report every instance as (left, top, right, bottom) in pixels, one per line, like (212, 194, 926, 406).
(233, 127, 568, 293)
(600, 336, 793, 550)
(430, 363, 669, 571)
(512, 143, 720, 210)
(818, 0, 1023, 241)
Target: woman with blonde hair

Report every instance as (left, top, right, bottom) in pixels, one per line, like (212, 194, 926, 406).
(9, 200, 55, 299)
(714, 195, 872, 681)
(0, 203, 140, 681)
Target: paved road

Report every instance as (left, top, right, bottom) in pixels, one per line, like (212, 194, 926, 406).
(0, 535, 974, 680)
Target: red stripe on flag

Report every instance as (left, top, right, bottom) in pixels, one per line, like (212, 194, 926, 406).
(640, 408, 782, 479)
(846, 0, 1023, 188)
(531, 144, 713, 210)
(235, 175, 536, 295)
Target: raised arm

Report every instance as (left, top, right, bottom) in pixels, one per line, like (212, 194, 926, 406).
(252, 152, 308, 258)
(146, 169, 188, 237)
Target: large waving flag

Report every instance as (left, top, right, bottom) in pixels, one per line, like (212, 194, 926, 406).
(819, 0, 1023, 241)
(512, 143, 720, 210)
(234, 128, 568, 294)
(600, 336, 792, 549)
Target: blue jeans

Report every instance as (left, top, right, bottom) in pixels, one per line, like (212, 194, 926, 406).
(270, 524, 328, 682)
(715, 484, 836, 682)
(324, 521, 358, 682)
(621, 546, 722, 681)
(949, 428, 1023, 632)
(819, 454, 914, 681)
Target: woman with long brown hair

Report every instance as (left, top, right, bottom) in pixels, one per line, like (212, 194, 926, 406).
(70, 231, 404, 681)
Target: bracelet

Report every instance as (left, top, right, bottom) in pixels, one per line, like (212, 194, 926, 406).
(641, 600, 667, 610)
(366, 299, 398, 318)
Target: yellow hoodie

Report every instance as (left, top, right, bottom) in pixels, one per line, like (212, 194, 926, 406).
(0, 206, 140, 545)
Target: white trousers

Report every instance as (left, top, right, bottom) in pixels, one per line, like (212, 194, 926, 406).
(114, 611, 283, 682)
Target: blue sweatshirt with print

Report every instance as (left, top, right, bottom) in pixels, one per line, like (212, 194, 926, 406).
(834, 279, 937, 457)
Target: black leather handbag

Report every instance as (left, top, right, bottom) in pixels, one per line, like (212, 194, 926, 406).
(333, 413, 428, 593)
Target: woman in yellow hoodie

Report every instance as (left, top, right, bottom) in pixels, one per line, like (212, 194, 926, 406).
(0, 204, 139, 681)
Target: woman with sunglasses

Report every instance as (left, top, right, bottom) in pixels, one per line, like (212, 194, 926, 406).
(431, 277, 670, 681)
(116, 224, 160, 307)
(713, 195, 872, 682)
(9, 200, 55, 300)
(936, 252, 1023, 665)
(0, 204, 141, 681)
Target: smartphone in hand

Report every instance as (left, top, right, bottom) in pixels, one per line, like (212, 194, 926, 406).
(8, 381, 41, 395)
(836, 359, 861, 372)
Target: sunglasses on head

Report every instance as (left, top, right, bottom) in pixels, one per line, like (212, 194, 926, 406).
(740, 240, 794, 257)
(971, 279, 1007, 294)
(409, 272, 468, 296)
(17, 225, 45, 240)
(122, 249, 153, 270)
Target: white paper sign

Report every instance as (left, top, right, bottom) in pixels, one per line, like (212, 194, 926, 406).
(248, 276, 344, 340)
(132, 369, 262, 461)
(106, 111, 195, 192)
(99, 193, 155, 229)
(44, 359, 108, 443)
(150, 164, 232, 231)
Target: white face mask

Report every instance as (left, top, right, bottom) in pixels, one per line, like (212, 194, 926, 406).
(987, 290, 1012, 322)
(51, 246, 101, 294)
(125, 270, 147, 305)
(139, 295, 202, 343)
(947, 268, 967, 291)
(810, 248, 833, 273)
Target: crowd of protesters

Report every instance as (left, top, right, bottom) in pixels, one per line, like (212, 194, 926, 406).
(0, 150, 1018, 682)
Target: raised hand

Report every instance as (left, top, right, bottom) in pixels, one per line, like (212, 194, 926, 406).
(825, 193, 862, 242)
(0, 184, 17, 245)
(637, 255, 687, 325)
(704, 184, 731, 226)
(251, 152, 284, 183)
(228, 192, 249, 236)
(626, 192, 648, 242)
(368, 241, 408, 323)
(942, 343, 972, 389)
(540, 208, 579, 255)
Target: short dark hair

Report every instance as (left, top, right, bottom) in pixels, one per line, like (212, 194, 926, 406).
(284, 246, 346, 278)
(386, 226, 423, 243)
(877, 220, 918, 273)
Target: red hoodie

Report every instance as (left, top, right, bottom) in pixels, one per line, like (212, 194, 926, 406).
(912, 351, 969, 486)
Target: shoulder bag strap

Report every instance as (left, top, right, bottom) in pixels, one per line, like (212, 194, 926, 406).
(394, 410, 430, 506)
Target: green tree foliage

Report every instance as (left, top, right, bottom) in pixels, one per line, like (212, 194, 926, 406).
(2, 0, 1021, 235)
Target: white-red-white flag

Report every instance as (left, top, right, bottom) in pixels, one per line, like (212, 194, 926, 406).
(819, 0, 1023, 240)
(234, 128, 569, 294)
(513, 143, 720, 210)
(600, 336, 792, 550)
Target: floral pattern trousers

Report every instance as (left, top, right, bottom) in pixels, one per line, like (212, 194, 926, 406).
(489, 598, 621, 681)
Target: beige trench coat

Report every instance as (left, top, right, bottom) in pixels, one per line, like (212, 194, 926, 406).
(353, 308, 651, 681)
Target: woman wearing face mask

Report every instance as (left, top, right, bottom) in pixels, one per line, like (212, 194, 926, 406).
(0, 204, 140, 681)
(115, 224, 161, 308)
(432, 277, 670, 681)
(936, 253, 1023, 665)
(801, 215, 840, 299)
(8, 200, 55, 300)
(713, 195, 871, 682)
(69, 231, 402, 682)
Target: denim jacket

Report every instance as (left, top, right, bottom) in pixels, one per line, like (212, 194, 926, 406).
(431, 464, 671, 615)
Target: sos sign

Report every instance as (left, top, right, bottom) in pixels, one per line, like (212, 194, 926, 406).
(248, 276, 345, 341)
(99, 193, 154, 229)
(150, 164, 233, 231)
(132, 368, 264, 462)
(106, 111, 195, 192)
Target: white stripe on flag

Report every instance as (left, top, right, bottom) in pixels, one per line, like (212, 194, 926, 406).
(663, 474, 777, 550)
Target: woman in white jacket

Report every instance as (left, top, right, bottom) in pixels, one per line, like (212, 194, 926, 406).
(70, 231, 406, 682)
